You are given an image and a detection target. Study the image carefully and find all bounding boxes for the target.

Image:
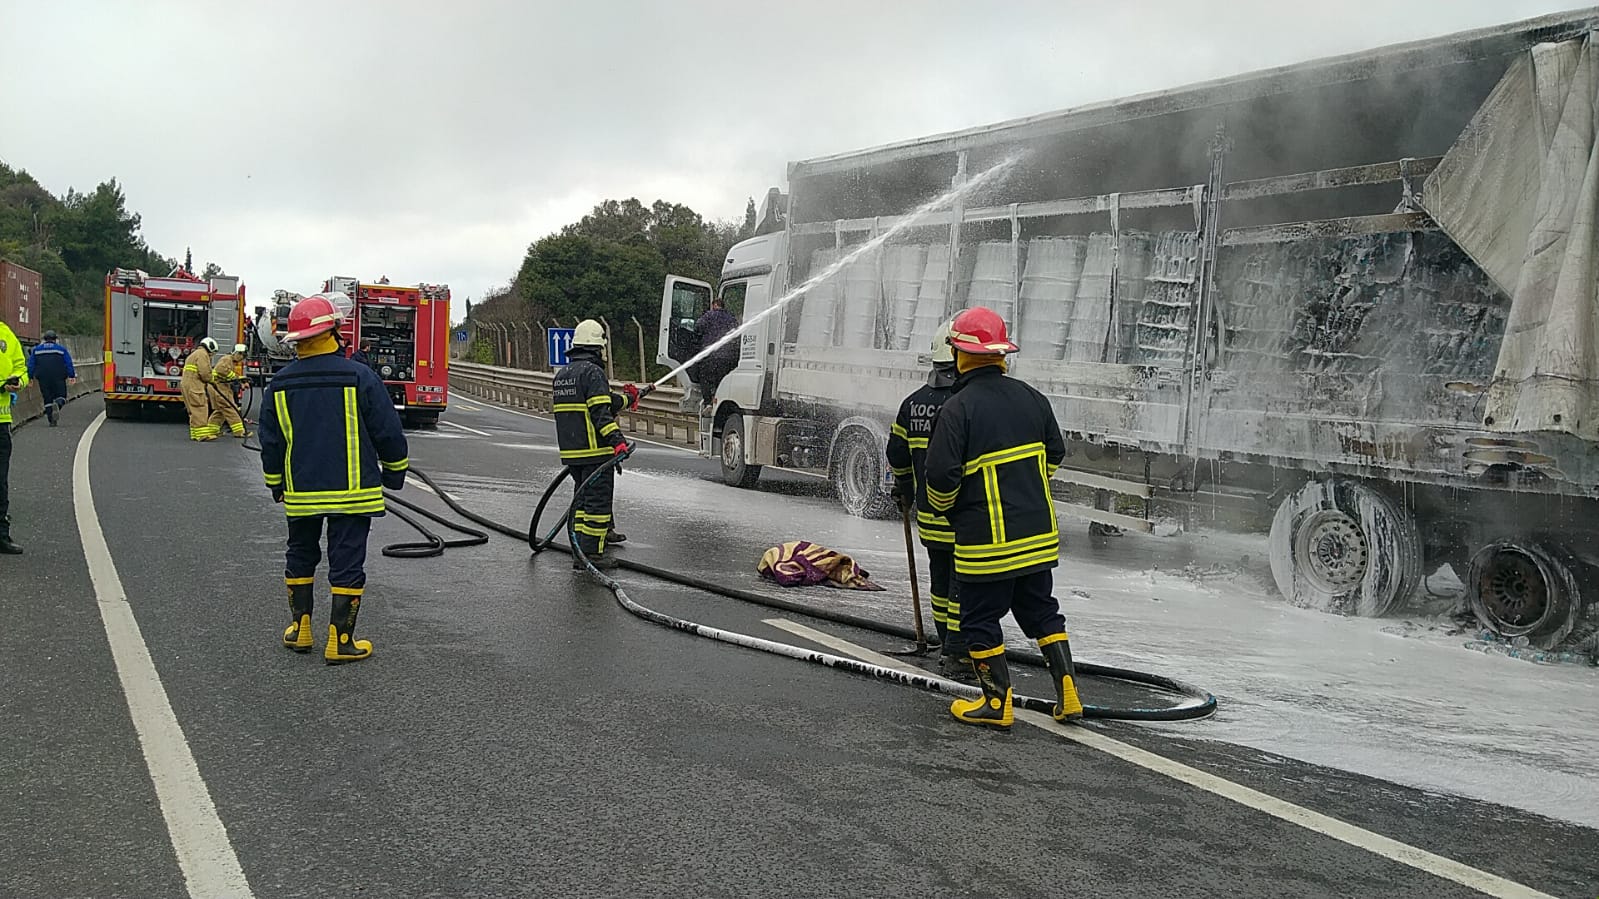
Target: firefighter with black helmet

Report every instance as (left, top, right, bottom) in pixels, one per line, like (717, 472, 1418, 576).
(924, 306, 1084, 728)
(553, 319, 628, 570)
(259, 293, 409, 664)
(885, 318, 970, 680)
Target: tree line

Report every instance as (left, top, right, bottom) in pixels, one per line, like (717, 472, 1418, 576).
(0, 163, 227, 336)
(469, 196, 756, 379)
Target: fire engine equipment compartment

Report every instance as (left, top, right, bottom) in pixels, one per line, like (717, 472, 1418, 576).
(140, 302, 208, 379)
(359, 304, 417, 382)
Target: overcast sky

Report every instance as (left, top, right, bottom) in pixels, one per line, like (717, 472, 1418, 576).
(0, 0, 1589, 317)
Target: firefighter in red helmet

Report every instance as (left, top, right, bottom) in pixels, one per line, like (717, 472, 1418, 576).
(258, 293, 409, 664)
(923, 306, 1084, 727)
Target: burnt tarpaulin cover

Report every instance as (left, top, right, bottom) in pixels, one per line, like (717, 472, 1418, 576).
(757, 541, 884, 591)
(1422, 36, 1599, 439)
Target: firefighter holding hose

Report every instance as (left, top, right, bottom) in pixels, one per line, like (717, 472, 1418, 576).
(553, 319, 628, 570)
(259, 293, 409, 664)
(923, 306, 1084, 728)
(181, 337, 220, 441)
(206, 344, 249, 438)
(885, 319, 969, 679)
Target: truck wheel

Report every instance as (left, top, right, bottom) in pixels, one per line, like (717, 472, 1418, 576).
(832, 429, 896, 520)
(104, 400, 134, 421)
(719, 413, 762, 488)
(1268, 479, 1422, 617)
(1466, 540, 1589, 650)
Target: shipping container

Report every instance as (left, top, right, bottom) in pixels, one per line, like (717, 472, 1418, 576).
(0, 260, 43, 343)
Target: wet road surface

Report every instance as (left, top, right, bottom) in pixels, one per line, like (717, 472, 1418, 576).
(1, 392, 1595, 899)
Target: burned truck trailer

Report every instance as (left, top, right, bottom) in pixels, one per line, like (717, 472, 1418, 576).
(659, 9, 1599, 650)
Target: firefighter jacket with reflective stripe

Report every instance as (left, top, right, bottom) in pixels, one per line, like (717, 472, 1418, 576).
(258, 353, 409, 518)
(0, 322, 26, 424)
(181, 346, 214, 388)
(213, 355, 242, 382)
(923, 366, 1066, 580)
(885, 381, 955, 547)
(553, 350, 625, 462)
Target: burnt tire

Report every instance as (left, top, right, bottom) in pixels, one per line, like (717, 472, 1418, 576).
(719, 413, 761, 488)
(832, 429, 896, 520)
(1268, 479, 1422, 617)
(1466, 541, 1589, 651)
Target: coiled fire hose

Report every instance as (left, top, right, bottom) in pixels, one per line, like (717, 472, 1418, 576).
(244, 416, 1216, 721)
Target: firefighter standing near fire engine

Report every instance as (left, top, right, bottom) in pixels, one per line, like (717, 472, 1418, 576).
(923, 306, 1084, 728)
(259, 294, 409, 664)
(885, 319, 970, 680)
(207, 344, 248, 438)
(553, 319, 628, 570)
(181, 337, 220, 441)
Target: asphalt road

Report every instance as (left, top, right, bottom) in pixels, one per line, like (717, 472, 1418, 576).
(1, 391, 1594, 899)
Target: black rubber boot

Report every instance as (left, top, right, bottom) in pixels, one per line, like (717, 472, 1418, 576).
(0, 517, 20, 555)
(949, 647, 1013, 728)
(1039, 633, 1085, 721)
(282, 580, 314, 653)
(606, 529, 627, 545)
(938, 631, 975, 682)
(572, 552, 620, 571)
(324, 591, 373, 664)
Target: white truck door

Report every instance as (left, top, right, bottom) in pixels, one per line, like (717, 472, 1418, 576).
(657, 275, 713, 381)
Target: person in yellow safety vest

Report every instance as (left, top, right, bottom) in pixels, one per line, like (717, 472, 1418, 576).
(206, 344, 249, 438)
(181, 337, 220, 441)
(552, 319, 628, 570)
(923, 306, 1084, 729)
(885, 318, 971, 681)
(258, 294, 409, 664)
(0, 319, 28, 554)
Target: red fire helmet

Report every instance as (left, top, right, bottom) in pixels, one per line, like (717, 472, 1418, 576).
(284, 294, 346, 342)
(947, 306, 1018, 355)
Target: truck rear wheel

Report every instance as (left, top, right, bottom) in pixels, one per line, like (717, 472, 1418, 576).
(1268, 479, 1422, 617)
(719, 413, 761, 488)
(104, 400, 137, 421)
(832, 429, 896, 520)
(1466, 540, 1591, 650)
(402, 411, 440, 430)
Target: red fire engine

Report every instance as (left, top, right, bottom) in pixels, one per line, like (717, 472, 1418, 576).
(103, 268, 246, 419)
(322, 276, 450, 428)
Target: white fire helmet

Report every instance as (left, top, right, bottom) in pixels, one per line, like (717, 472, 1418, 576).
(931, 319, 956, 365)
(200, 337, 218, 353)
(573, 319, 608, 348)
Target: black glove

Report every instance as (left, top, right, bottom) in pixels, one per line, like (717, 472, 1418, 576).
(891, 476, 914, 506)
(2, 377, 18, 388)
(381, 470, 406, 491)
(271, 487, 285, 504)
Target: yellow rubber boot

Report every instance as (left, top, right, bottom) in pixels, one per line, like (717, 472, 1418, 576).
(949, 645, 1013, 728)
(1039, 633, 1084, 721)
(324, 588, 373, 665)
(282, 578, 314, 653)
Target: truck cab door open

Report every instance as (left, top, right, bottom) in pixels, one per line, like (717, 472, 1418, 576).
(658, 275, 713, 385)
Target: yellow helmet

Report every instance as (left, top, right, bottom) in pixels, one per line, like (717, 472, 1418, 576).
(573, 319, 607, 348)
(931, 319, 956, 365)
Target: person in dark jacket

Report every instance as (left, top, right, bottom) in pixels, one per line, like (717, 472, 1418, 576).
(259, 294, 408, 664)
(553, 319, 628, 570)
(27, 330, 77, 427)
(885, 319, 969, 680)
(690, 296, 740, 407)
(924, 306, 1083, 728)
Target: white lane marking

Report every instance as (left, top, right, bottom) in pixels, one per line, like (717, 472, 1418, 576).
(454, 402, 483, 411)
(766, 618, 1557, 899)
(439, 419, 492, 437)
(73, 414, 254, 898)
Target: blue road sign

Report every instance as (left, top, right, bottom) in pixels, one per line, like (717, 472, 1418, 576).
(456, 329, 468, 341)
(547, 327, 576, 368)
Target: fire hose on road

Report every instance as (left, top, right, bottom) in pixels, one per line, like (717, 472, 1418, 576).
(243, 428, 1216, 722)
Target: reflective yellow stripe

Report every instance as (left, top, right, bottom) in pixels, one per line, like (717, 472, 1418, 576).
(916, 526, 956, 543)
(183, 365, 198, 372)
(586, 394, 613, 408)
(962, 442, 1046, 475)
(344, 386, 359, 492)
(890, 422, 908, 439)
(284, 576, 315, 586)
(330, 586, 364, 596)
(599, 422, 619, 437)
(284, 500, 386, 517)
(971, 644, 1006, 659)
(381, 457, 409, 472)
(275, 392, 295, 493)
(956, 530, 1061, 560)
(284, 487, 384, 500)
(890, 465, 914, 476)
(1037, 632, 1069, 647)
(573, 523, 610, 537)
(955, 546, 1060, 575)
(560, 447, 613, 460)
(263, 473, 284, 486)
(553, 403, 588, 413)
(916, 510, 950, 526)
(982, 466, 1004, 543)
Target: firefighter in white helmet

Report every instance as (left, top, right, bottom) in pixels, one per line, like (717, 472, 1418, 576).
(552, 319, 629, 569)
(181, 337, 221, 440)
(207, 343, 249, 438)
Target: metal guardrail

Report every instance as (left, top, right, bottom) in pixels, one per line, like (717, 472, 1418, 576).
(10, 362, 104, 427)
(450, 361, 700, 447)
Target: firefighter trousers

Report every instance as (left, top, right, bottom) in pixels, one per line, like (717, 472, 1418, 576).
(569, 462, 615, 555)
(182, 380, 216, 440)
(956, 569, 1066, 653)
(926, 546, 961, 636)
(207, 384, 244, 436)
(285, 515, 372, 593)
